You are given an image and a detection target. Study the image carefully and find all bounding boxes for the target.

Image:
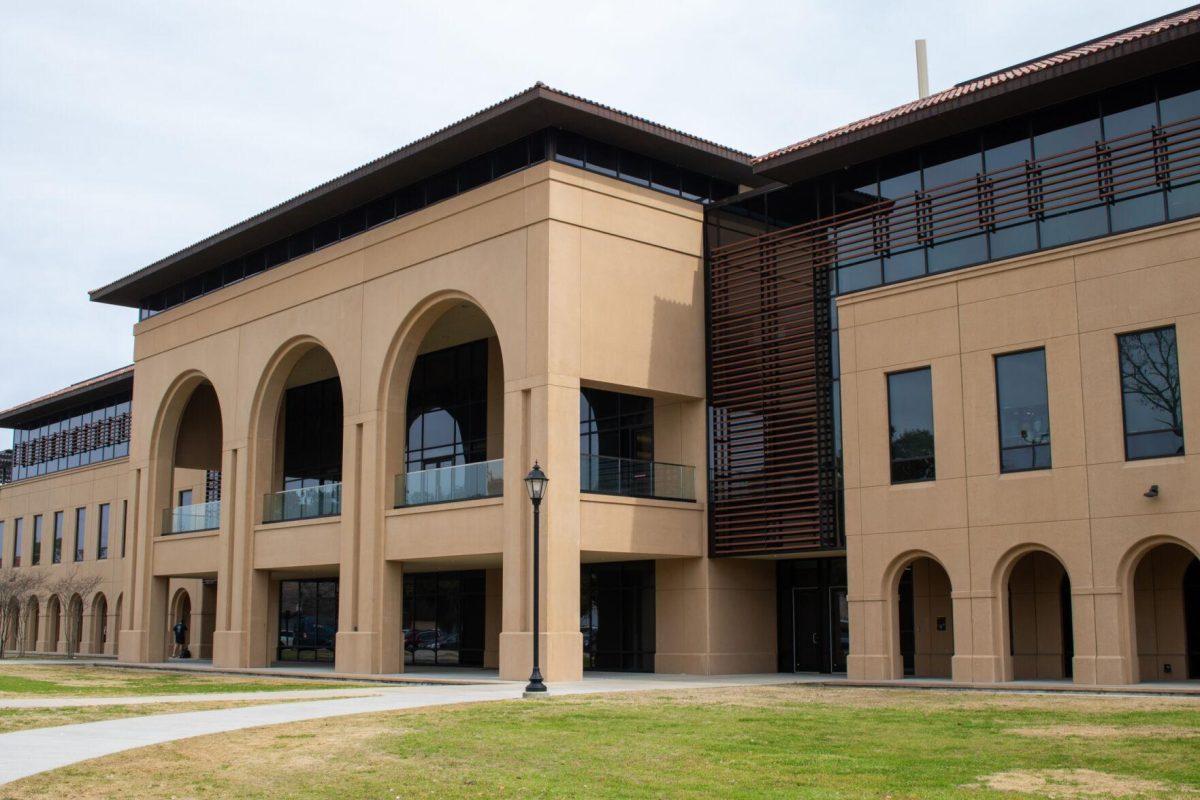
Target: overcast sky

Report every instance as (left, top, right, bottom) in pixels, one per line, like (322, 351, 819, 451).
(0, 0, 1187, 447)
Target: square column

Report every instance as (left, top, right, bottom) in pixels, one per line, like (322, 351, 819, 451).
(499, 380, 583, 681)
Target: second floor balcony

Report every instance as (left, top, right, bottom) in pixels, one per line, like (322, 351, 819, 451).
(396, 459, 503, 508)
(163, 500, 221, 535)
(263, 482, 342, 524)
(580, 454, 696, 502)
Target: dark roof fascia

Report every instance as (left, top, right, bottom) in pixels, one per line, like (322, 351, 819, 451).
(90, 85, 760, 308)
(0, 367, 134, 429)
(754, 19, 1200, 183)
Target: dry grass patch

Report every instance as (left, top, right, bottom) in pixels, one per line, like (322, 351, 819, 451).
(1010, 724, 1200, 740)
(0, 663, 367, 697)
(972, 768, 1197, 798)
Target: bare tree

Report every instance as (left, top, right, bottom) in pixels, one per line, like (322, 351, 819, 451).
(0, 571, 45, 659)
(45, 570, 103, 659)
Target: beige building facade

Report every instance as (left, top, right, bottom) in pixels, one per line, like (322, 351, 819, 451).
(3, 12, 1199, 687)
(839, 218, 1200, 685)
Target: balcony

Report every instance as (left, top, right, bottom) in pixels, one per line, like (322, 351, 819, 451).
(263, 482, 342, 523)
(580, 454, 695, 502)
(396, 459, 503, 507)
(163, 500, 221, 535)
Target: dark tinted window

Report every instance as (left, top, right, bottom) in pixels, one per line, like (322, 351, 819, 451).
(12, 518, 21, 567)
(97, 504, 110, 559)
(405, 340, 489, 474)
(52, 511, 63, 563)
(996, 349, 1051, 472)
(31, 515, 42, 565)
(888, 368, 935, 483)
(1119, 326, 1185, 460)
(74, 507, 86, 561)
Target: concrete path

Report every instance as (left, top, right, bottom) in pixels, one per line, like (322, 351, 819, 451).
(0, 686, 395, 709)
(0, 673, 798, 785)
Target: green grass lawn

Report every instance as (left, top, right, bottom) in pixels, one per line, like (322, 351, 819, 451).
(6, 685, 1200, 799)
(0, 664, 363, 697)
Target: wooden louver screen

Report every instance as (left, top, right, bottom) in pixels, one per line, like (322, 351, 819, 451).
(708, 230, 836, 556)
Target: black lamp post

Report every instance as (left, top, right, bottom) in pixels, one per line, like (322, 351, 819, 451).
(524, 461, 548, 693)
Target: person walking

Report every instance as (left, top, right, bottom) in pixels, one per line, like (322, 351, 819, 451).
(171, 619, 188, 658)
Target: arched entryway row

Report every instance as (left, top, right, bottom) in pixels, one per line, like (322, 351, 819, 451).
(886, 553, 955, 679)
(65, 594, 84, 655)
(1124, 538, 1200, 683)
(1001, 549, 1075, 681)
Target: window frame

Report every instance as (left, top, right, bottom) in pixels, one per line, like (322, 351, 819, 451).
(886, 366, 937, 485)
(993, 347, 1053, 474)
(1118, 325, 1186, 462)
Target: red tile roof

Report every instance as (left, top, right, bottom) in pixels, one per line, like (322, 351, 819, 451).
(755, 6, 1200, 166)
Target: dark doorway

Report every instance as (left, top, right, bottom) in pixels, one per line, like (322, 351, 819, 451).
(792, 588, 822, 672)
(1186, 559, 1200, 680)
(1060, 573, 1074, 679)
(580, 561, 655, 672)
(277, 579, 338, 662)
(777, 557, 848, 674)
(404, 570, 485, 667)
(898, 567, 916, 676)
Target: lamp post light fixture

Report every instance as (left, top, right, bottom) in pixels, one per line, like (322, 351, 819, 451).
(524, 461, 549, 694)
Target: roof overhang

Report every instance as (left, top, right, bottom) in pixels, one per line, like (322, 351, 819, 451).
(0, 366, 134, 428)
(90, 84, 759, 308)
(754, 12, 1200, 183)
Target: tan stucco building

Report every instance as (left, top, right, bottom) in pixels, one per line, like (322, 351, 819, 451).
(3, 10, 1199, 686)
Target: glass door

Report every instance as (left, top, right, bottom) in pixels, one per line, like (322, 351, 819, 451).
(829, 587, 850, 673)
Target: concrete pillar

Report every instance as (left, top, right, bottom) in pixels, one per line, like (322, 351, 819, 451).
(212, 445, 243, 667)
(656, 558, 776, 674)
(484, 568, 502, 669)
(499, 380, 583, 681)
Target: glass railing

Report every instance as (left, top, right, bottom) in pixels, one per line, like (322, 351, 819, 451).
(263, 482, 342, 523)
(580, 454, 695, 501)
(396, 459, 503, 507)
(162, 501, 221, 535)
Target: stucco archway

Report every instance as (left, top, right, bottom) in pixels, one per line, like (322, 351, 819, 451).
(997, 547, 1075, 682)
(1119, 537, 1200, 682)
(883, 551, 956, 679)
(380, 294, 507, 510)
(91, 593, 108, 654)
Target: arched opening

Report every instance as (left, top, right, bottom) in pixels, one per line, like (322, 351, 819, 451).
(91, 593, 108, 654)
(1006, 550, 1074, 681)
(113, 594, 123, 656)
(65, 594, 83, 655)
(44, 595, 62, 653)
(169, 588, 192, 659)
(394, 303, 504, 508)
(4, 598, 19, 652)
(1131, 542, 1200, 682)
(895, 556, 954, 678)
(261, 345, 344, 522)
(380, 300, 505, 672)
(23, 596, 39, 652)
(163, 381, 224, 535)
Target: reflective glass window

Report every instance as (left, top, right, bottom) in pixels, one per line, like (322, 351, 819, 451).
(888, 368, 935, 483)
(97, 503, 110, 560)
(1119, 326, 1185, 460)
(995, 349, 1051, 472)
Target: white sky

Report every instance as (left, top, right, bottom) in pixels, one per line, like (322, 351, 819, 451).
(0, 0, 1187, 447)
